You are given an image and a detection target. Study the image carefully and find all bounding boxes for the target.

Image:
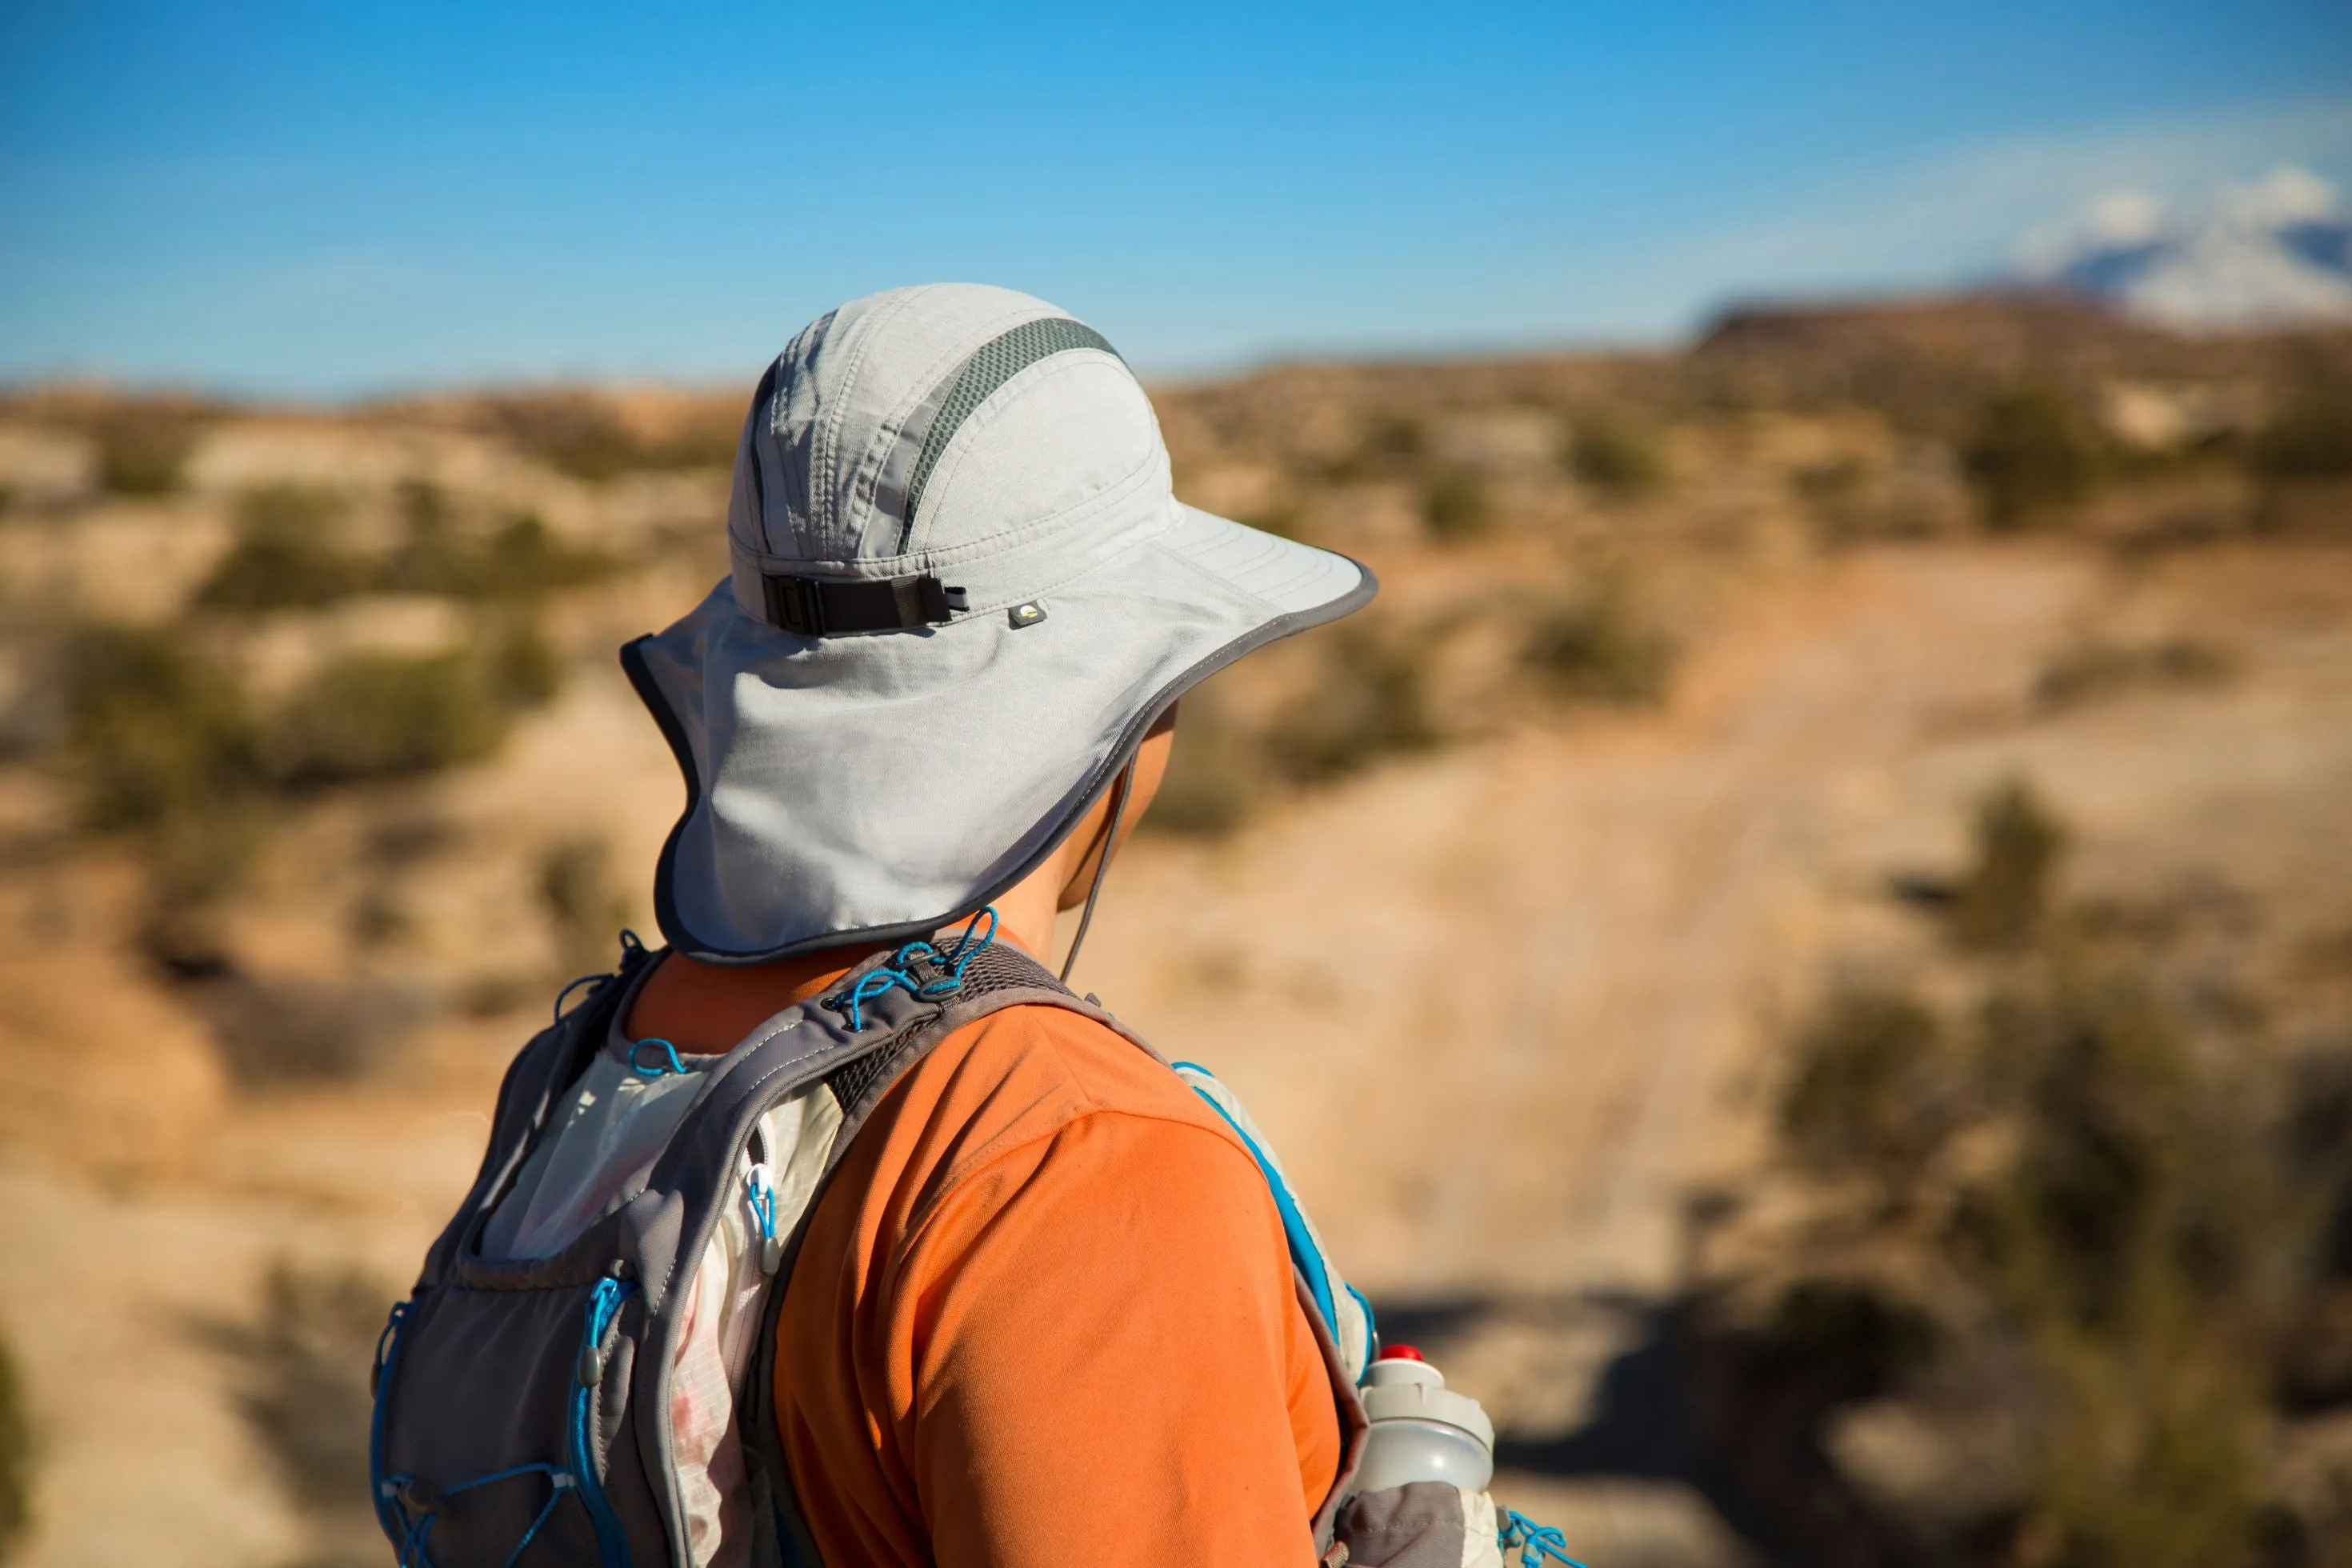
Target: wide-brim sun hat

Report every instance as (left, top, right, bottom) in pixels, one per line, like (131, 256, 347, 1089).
(624, 282, 1376, 963)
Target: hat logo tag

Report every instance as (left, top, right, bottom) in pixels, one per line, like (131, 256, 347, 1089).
(1007, 602, 1048, 629)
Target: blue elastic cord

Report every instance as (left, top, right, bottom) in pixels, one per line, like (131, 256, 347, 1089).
(370, 1283, 635, 1568)
(499, 1474, 573, 1568)
(369, 1300, 412, 1549)
(442, 1461, 570, 1498)
(554, 970, 606, 1023)
(748, 1175, 777, 1241)
(629, 1038, 686, 1077)
(836, 908, 998, 1030)
(554, 932, 645, 1024)
(572, 1278, 636, 1568)
(1498, 1508, 1587, 1568)
(379, 1462, 578, 1568)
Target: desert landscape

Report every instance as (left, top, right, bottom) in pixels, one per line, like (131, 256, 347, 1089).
(0, 298, 2347, 1566)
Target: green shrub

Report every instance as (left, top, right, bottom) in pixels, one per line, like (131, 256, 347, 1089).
(398, 477, 448, 530)
(229, 1258, 394, 1562)
(1738, 772, 2320, 1564)
(2022, 1335, 2263, 1568)
(1961, 386, 2104, 531)
(539, 836, 634, 973)
(91, 406, 200, 495)
(61, 625, 259, 830)
(1793, 456, 1866, 506)
(0, 1325, 31, 1562)
(488, 513, 611, 591)
(2252, 381, 2352, 480)
(1779, 986, 1956, 1195)
(1762, 1277, 1942, 1397)
(1975, 974, 2197, 1321)
(1143, 691, 1262, 838)
(1420, 470, 1490, 541)
(1523, 579, 1675, 705)
(381, 512, 474, 596)
(2034, 638, 2235, 710)
(1567, 416, 1665, 497)
(1323, 414, 1426, 482)
(1950, 778, 2067, 951)
(479, 394, 634, 482)
(1364, 413, 1426, 462)
(385, 511, 613, 600)
(266, 650, 506, 786)
(486, 615, 564, 710)
(472, 394, 736, 481)
(1268, 626, 1437, 784)
(198, 974, 430, 1085)
(196, 487, 361, 610)
(1972, 970, 2275, 1566)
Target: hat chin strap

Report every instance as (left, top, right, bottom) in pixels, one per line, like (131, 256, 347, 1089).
(1058, 758, 1134, 984)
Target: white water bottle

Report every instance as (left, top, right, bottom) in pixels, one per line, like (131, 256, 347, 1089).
(1348, 1345, 1495, 1496)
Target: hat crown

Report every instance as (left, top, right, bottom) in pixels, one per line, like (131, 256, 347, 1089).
(633, 282, 1370, 961)
(726, 284, 1166, 601)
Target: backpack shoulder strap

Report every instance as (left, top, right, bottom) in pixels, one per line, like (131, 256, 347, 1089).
(738, 929, 1372, 1566)
(737, 931, 1140, 1567)
(823, 936, 1157, 1133)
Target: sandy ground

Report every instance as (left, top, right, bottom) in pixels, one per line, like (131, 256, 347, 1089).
(2, 538, 2346, 1566)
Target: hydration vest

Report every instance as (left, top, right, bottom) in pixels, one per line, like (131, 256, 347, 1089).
(368, 922, 1374, 1567)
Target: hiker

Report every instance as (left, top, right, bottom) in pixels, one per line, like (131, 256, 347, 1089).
(370, 285, 1545, 1567)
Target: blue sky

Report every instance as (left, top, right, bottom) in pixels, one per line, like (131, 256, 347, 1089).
(2, 1, 2347, 395)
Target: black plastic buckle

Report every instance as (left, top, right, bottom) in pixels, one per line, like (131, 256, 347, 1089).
(762, 572, 967, 637)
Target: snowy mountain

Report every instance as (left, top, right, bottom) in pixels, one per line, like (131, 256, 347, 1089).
(2018, 167, 2352, 331)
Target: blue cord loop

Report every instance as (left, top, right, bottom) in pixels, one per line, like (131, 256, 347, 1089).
(378, 1462, 577, 1568)
(371, 1298, 408, 1396)
(373, 1280, 638, 1568)
(554, 931, 650, 1024)
(1498, 1508, 1587, 1568)
(553, 970, 607, 1024)
(747, 1169, 777, 1241)
(628, 1038, 686, 1078)
(369, 1298, 412, 1543)
(832, 907, 998, 1030)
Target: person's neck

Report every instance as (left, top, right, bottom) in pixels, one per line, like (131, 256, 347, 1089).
(985, 869, 1063, 968)
(622, 806, 1090, 1053)
(625, 886, 1062, 1054)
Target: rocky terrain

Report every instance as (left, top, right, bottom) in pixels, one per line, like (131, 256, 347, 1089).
(0, 298, 2345, 1566)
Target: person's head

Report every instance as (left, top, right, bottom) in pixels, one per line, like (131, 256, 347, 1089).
(625, 284, 1373, 968)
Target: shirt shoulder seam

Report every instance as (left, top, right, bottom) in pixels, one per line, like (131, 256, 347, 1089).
(886, 1014, 1263, 1258)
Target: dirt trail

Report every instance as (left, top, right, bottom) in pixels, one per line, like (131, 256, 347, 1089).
(1078, 544, 2095, 1296)
(10, 538, 2347, 1566)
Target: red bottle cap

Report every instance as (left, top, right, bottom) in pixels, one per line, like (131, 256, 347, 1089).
(1378, 1343, 1426, 1362)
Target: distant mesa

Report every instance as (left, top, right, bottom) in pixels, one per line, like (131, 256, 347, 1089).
(2014, 166, 2352, 332)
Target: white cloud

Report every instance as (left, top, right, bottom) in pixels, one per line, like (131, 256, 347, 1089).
(2218, 164, 2341, 226)
(1657, 97, 2352, 306)
(2017, 165, 2347, 278)
(2006, 158, 2352, 329)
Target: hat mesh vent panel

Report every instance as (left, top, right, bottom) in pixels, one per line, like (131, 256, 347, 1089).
(900, 318, 1122, 544)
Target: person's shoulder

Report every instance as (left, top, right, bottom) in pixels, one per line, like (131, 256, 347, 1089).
(942, 998, 1226, 1134)
(881, 998, 1242, 1197)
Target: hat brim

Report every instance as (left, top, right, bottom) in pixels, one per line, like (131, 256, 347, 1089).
(622, 500, 1375, 964)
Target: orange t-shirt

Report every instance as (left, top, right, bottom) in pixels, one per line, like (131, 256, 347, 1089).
(631, 952, 1342, 1567)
